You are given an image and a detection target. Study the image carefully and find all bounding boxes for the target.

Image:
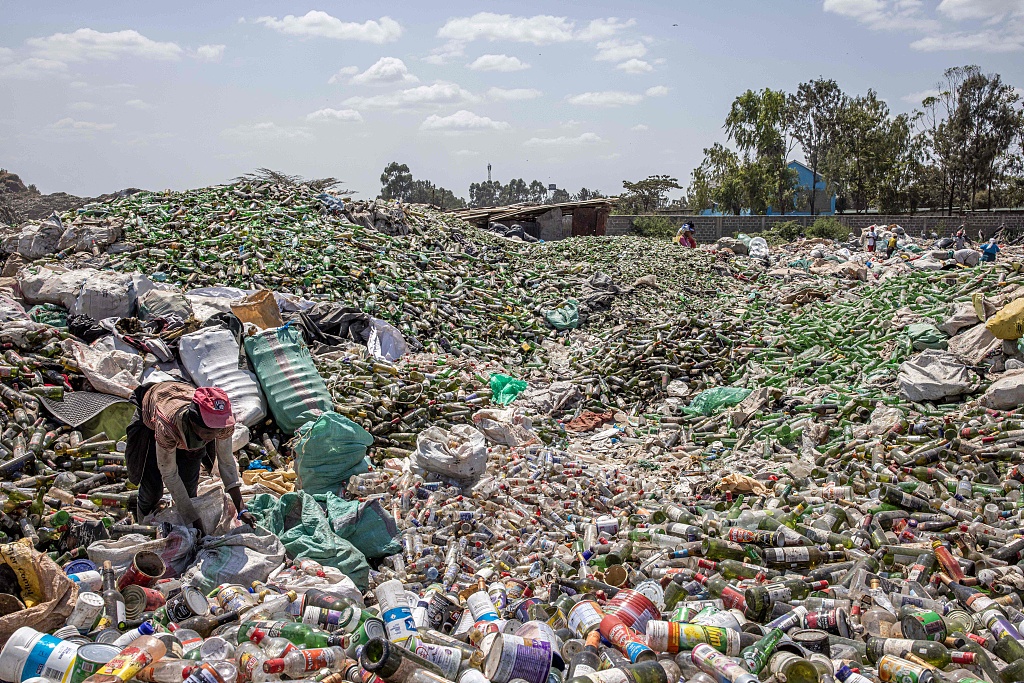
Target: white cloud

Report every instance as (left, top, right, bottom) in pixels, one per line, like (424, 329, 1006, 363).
(69, 101, 97, 111)
(50, 117, 115, 132)
(911, 28, 1024, 51)
(524, 132, 603, 146)
(328, 66, 359, 84)
(601, 152, 623, 160)
(421, 110, 510, 131)
(901, 88, 941, 103)
(0, 47, 13, 63)
(452, 149, 479, 157)
(221, 122, 313, 141)
(194, 44, 225, 62)
(27, 28, 184, 62)
(487, 87, 542, 101)
(576, 18, 637, 41)
(0, 58, 68, 79)
(348, 57, 418, 86)
(566, 91, 643, 107)
(255, 11, 403, 43)
(631, 124, 649, 131)
(306, 108, 364, 122)
(438, 13, 576, 44)
(823, 0, 941, 31)
(617, 58, 652, 73)
(937, 0, 1024, 21)
(595, 39, 647, 62)
(423, 40, 465, 65)
(467, 54, 530, 72)
(343, 81, 478, 109)
(125, 99, 153, 110)
(645, 85, 669, 97)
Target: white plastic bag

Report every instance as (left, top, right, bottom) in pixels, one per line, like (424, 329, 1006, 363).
(410, 425, 487, 485)
(179, 327, 267, 426)
(980, 370, 1024, 410)
(18, 267, 95, 308)
(62, 338, 143, 398)
(183, 527, 286, 593)
(71, 271, 135, 320)
(367, 318, 408, 361)
(748, 237, 769, 260)
(897, 349, 976, 402)
(2, 215, 64, 259)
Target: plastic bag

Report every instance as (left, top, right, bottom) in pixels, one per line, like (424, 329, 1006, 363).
(410, 425, 487, 485)
(905, 323, 948, 351)
(938, 302, 980, 336)
(244, 325, 333, 433)
(247, 491, 371, 590)
(986, 298, 1024, 340)
(367, 318, 408, 361)
(183, 527, 286, 594)
(138, 289, 194, 322)
(980, 370, 1024, 410)
(490, 373, 528, 405)
(61, 338, 143, 398)
(542, 299, 580, 331)
(897, 349, 976, 401)
(179, 327, 267, 427)
(0, 540, 78, 646)
(70, 271, 136, 321)
(748, 237, 769, 260)
(683, 387, 752, 416)
(87, 526, 200, 578)
(293, 412, 373, 496)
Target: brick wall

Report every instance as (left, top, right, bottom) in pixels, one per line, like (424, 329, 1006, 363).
(606, 214, 1024, 242)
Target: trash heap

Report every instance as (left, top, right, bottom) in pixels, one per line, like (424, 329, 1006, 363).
(4, 177, 1024, 683)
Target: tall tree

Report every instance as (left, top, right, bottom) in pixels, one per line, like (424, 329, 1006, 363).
(575, 188, 605, 201)
(616, 175, 682, 214)
(500, 178, 530, 205)
(468, 180, 503, 207)
(379, 162, 413, 200)
(688, 144, 747, 215)
(528, 180, 548, 202)
(825, 90, 894, 213)
(724, 88, 798, 214)
(790, 78, 844, 215)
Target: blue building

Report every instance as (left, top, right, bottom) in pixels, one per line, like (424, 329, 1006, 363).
(700, 160, 836, 216)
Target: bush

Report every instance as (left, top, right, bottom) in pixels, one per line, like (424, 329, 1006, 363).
(755, 220, 803, 246)
(633, 215, 677, 239)
(805, 217, 849, 241)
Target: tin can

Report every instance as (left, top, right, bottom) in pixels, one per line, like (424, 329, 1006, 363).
(645, 621, 740, 656)
(67, 592, 104, 635)
(900, 608, 946, 642)
(878, 654, 932, 683)
(802, 608, 852, 638)
(634, 580, 666, 611)
(117, 551, 166, 591)
(67, 643, 120, 683)
(489, 582, 509, 612)
(482, 632, 553, 683)
(411, 637, 462, 680)
(512, 598, 542, 624)
(505, 579, 529, 601)
(567, 601, 604, 638)
(427, 592, 463, 633)
(122, 585, 166, 621)
(791, 629, 831, 656)
(605, 590, 660, 633)
(346, 617, 386, 658)
(164, 586, 210, 623)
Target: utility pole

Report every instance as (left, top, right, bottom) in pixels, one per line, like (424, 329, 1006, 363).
(487, 163, 492, 184)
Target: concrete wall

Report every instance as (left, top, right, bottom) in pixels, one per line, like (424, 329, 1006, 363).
(606, 214, 1024, 243)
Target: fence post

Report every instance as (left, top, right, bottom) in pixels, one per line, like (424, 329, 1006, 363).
(716, 217, 723, 240)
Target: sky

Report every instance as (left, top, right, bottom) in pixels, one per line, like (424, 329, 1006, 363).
(2, 0, 1023, 200)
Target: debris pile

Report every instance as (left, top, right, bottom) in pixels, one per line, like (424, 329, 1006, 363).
(1, 176, 1024, 683)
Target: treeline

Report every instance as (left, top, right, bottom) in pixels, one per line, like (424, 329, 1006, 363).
(379, 162, 604, 209)
(689, 65, 1024, 216)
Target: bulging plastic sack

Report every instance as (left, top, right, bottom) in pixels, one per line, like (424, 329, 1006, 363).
(748, 237, 769, 260)
(410, 425, 487, 485)
(179, 327, 267, 427)
(367, 318, 408, 361)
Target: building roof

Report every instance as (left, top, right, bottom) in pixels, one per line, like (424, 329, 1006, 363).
(450, 197, 617, 226)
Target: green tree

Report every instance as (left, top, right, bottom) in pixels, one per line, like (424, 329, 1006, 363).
(500, 178, 530, 205)
(724, 88, 797, 214)
(616, 175, 682, 214)
(469, 180, 503, 207)
(790, 78, 844, 215)
(575, 187, 605, 201)
(688, 144, 746, 215)
(825, 90, 894, 213)
(550, 188, 571, 203)
(379, 162, 413, 200)
(528, 180, 548, 202)
(407, 180, 466, 209)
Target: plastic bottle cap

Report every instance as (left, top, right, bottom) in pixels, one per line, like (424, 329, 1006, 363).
(263, 659, 285, 674)
(139, 622, 156, 636)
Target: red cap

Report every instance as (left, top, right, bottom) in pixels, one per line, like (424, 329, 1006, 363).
(192, 387, 235, 429)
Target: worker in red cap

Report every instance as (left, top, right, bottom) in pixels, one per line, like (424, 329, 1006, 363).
(125, 382, 256, 533)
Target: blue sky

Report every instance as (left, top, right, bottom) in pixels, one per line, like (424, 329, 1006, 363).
(2, 1, 1022, 199)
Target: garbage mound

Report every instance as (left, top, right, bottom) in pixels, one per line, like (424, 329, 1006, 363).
(2, 183, 1024, 683)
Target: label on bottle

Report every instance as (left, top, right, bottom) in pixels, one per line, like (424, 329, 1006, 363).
(763, 585, 793, 605)
(568, 601, 603, 638)
(241, 653, 262, 682)
(184, 664, 224, 683)
(302, 606, 355, 633)
(96, 645, 156, 681)
(300, 649, 340, 672)
(179, 634, 203, 653)
(877, 654, 926, 683)
(879, 638, 916, 657)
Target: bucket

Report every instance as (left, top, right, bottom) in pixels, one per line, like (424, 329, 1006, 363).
(230, 290, 283, 330)
(605, 589, 660, 633)
(0, 627, 80, 683)
(117, 551, 166, 591)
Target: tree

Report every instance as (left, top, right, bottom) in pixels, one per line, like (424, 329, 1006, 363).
(380, 162, 413, 200)
(500, 178, 530, 205)
(790, 78, 844, 215)
(616, 175, 682, 214)
(550, 188, 571, 203)
(528, 180, 548, 202)
(575, 188, 605, 201)
(688, 144, 745, 215)
(824, 90, 896, 213)
(469, 180, 503, 207)
(724, 88, 798, 214)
